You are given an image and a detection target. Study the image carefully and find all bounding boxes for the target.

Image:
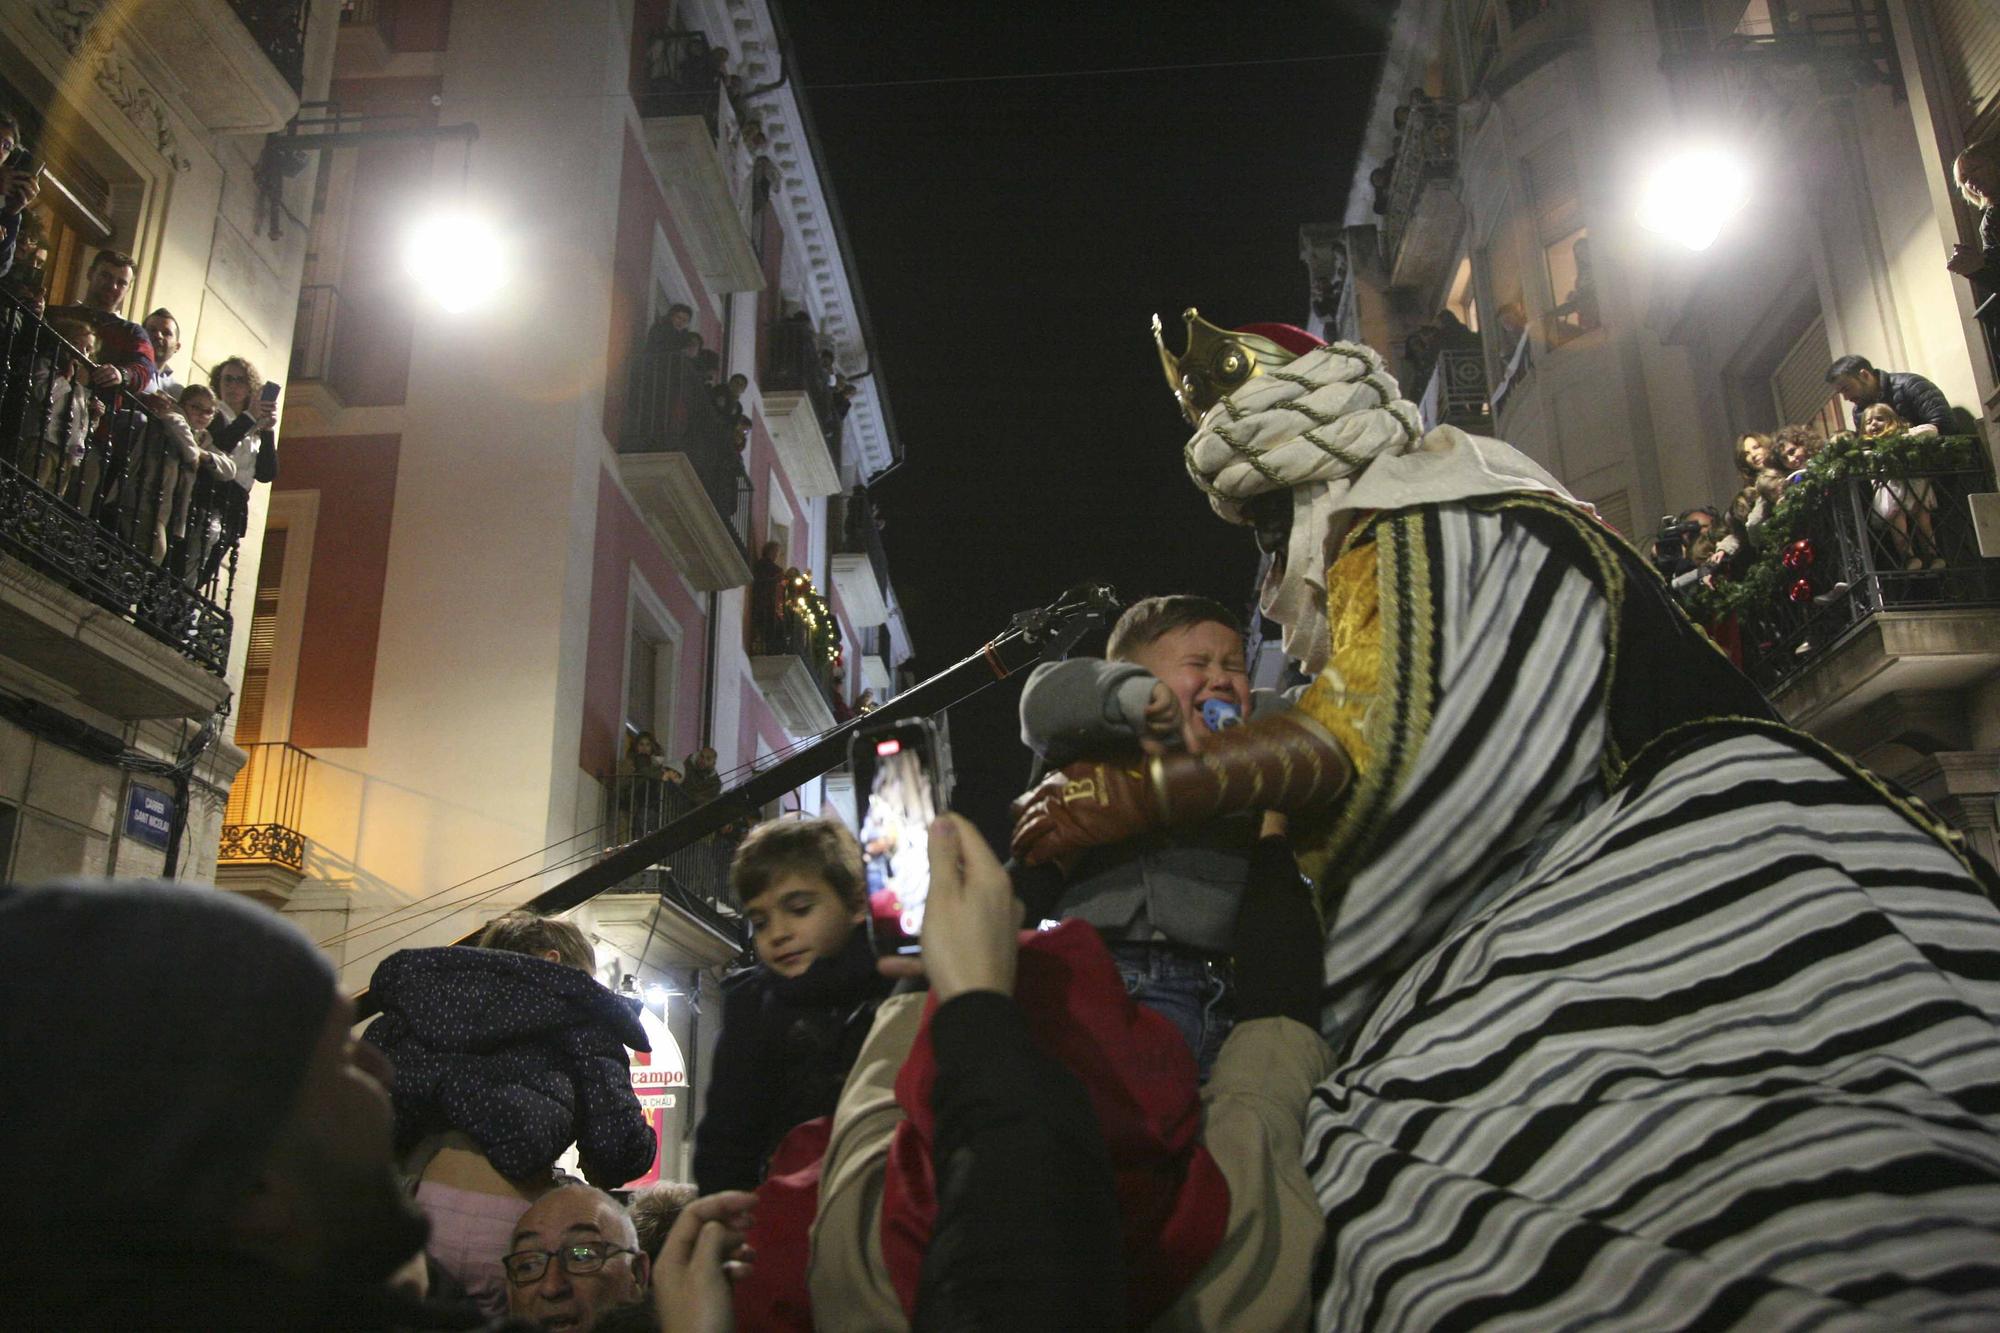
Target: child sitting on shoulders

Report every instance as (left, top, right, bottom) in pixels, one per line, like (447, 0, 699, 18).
(1014, 594, 1279, 1076)
(694, 816, 892, 1193)
(364, 909, 655, 1317)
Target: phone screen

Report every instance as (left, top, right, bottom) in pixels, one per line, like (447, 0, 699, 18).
(260, 380, 283, 403)
(852, 720, 941, 957)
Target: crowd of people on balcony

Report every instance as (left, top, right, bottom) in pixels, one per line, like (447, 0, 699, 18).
(628, 303, 753, 464)
(1367, 87, 1442, 217)
(1650, 354, 1973, 659)
(3, 220, 280, 610)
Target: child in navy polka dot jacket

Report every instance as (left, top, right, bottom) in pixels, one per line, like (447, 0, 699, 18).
(364, 911, 655, 1316)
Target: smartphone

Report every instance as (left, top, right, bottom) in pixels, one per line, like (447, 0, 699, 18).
(851, 716, 946, 957)
(260, 380, 283, 404)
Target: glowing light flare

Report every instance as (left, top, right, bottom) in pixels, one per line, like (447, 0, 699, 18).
(1635, 148, 1751, 252)
(403, 208, 509, 313)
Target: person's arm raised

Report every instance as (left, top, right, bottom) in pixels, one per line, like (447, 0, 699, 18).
(1011, 710, 1353, 867)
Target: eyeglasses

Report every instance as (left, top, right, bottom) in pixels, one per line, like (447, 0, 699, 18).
(501, 1242, 641, 1285)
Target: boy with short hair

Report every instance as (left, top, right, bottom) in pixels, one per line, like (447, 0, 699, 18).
(694, 817, 891, 1193)
(1016, 594, 1277, 1074)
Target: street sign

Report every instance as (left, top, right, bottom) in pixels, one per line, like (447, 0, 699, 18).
(123, 784, 173, 851)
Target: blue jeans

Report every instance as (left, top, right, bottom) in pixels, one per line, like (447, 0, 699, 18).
(1109, 943, 1235, 1080)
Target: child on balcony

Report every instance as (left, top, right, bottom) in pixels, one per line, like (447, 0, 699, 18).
(1859, 402, 1945, 570)
(693, 817, 891, 1192)
(28, 317, 101, 500)
(147, 384, 236, 565)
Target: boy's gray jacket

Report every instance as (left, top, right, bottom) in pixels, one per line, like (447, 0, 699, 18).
(1017, 658, 1283, 952)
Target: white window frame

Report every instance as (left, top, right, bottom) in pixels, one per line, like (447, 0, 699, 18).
(622, 569, 685, 762)
(255, 489, 319, 745)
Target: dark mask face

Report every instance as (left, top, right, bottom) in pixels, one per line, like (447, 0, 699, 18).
(1244, 490, 1293, 561)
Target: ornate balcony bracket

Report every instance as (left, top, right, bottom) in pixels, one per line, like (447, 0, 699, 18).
(759, 389, 842, 498)
(129, 0, 305, 132)
(618, 452, 753, 591)
(639, 89, 766, 294)
(750, 652, 838, 737)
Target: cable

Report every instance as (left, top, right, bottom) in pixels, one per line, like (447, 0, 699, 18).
(313, 821, 607, 948)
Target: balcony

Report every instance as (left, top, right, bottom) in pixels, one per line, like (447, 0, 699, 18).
(1417, 347, 1493, 434)
(758, 319, 843, 499)
(590, 772, 747, 966)
(636, 55, 765, 295)
(1381, 99, 1463, 291)
(619, 332, 753, 591)
(827, 487, 890, 628)
(1655, 0, 1901, 123)
(1693, 446, 2000, 711)
(749, 579, 839, 737)
(285, 283, 347, 427)
(218, 741, 315, 904)
(131, 0, 303, 132)
(0, 296, 239, 713)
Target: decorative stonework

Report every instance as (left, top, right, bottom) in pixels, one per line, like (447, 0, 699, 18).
(36, 0, 194, 173)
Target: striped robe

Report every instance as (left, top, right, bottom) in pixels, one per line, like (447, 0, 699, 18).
(1295, 499, 2000, 1330)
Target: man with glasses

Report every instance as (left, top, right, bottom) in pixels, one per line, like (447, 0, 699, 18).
(504, 1186, 652, 1330)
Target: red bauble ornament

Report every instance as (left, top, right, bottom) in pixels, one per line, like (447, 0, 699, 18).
(1781, 539, 1815, 572)
(1787, 578, 1814, 604)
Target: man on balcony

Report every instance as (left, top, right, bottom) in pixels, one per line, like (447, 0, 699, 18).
(0, 112, 42, 283)
(48, 249, 154, 396)
(1826, 354, 1953, 436)
(143, 308, 182, 399)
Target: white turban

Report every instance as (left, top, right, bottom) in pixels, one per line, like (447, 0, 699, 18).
(1184, 340, 1578, 674)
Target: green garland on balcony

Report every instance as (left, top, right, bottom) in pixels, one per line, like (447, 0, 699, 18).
(1685, 430, 1984, 622)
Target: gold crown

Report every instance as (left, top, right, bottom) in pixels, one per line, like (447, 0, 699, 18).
(1152, 308, 1303, 427)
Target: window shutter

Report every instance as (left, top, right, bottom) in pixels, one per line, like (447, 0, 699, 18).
(1931, 0, 2000, 126)
(1589, 487, 1634, 537)
(1770, 316, 1838, 429)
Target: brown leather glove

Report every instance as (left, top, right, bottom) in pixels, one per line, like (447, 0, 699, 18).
(1010, 712, 1353, 866)
(1011, 759, 1155, 867)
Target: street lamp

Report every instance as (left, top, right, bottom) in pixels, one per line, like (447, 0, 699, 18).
(403, 207, 508, 313)
(1636, 148, 1751, 252)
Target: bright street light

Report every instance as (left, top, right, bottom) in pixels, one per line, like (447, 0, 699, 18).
(403, 207, 508, 313)
(1636, 148, 1751, 252)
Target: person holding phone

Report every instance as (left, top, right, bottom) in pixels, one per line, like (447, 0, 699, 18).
(0, 112, 43, 282)
(199, 355, 280, 583)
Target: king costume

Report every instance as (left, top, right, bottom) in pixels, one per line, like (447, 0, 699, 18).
(1011, 312, 2000, 1330)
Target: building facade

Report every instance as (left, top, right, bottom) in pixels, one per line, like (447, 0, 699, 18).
(217, 0, 911, 1180)
(1307, 0, 2000, 859)
(0, 2, 333, 887)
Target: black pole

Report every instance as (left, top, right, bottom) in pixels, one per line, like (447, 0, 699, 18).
(351, 582, 1117, 1011)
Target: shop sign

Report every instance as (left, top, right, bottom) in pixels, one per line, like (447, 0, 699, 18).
(124, 784, 173, 850)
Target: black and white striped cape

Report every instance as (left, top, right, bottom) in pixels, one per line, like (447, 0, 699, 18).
(1295, 498, 2000, 1330)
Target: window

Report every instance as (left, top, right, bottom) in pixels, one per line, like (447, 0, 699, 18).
(1446, 254, 1481, 332)
(1930, 0, 2000, 129)
(1769, 316, 1845, 436)
(1483, 198, 1530, 369)
(1523, 135, 1598, 345)
(234, 528, 290, 746)
(624, 584, 681, 760)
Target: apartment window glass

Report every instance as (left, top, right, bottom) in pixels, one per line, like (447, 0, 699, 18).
(626, 630, 661, 742)
(1524, 135, 1598, 343)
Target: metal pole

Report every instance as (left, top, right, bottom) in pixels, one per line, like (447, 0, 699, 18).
(350, 582, 1117, 1013)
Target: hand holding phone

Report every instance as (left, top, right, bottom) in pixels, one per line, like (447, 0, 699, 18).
(880, 814, 1019, 999)
(852, 717, 946, 958)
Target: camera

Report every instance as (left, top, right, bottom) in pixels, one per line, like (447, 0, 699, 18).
(1651, 514, 1702, 574)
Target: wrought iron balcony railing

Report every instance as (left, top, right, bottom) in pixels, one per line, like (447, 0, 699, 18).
(227, 0, 309, 95)
(1380, 99, 1457, 275)
(622, 328, 752, 553)
(220, 740, 315, 872)
(829, 486, 890, 599)
(1417, 347, 1493, 434)
(1691, 441, 1999, 691)
(763, 318, 845, 444)
(0, 294, 237, 675)
(1653, 0, 1901, 108)
(603, 769, 746, 942)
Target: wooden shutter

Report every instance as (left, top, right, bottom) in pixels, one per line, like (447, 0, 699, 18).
(1931, 0, 2000, 126)
(1770, 315, 1837, 428)
(1589, 487, 1634, 537)
(232, 528, 288, 747)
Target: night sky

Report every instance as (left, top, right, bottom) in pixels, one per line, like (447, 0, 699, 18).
(779, 3, 1394, 839)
